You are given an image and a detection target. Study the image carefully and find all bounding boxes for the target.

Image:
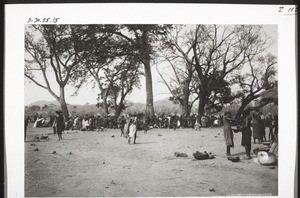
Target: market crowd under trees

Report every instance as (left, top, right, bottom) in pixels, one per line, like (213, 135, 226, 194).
(25, 24, 277, 120)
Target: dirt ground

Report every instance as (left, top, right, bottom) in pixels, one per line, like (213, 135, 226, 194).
(25, 123, 278, 197)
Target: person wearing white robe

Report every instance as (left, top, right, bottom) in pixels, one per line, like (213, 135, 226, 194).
(82, 118, 89, 131)
(128, 118, 138, 144)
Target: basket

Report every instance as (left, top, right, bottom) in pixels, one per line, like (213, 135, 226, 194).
(230, 156, 240, 162)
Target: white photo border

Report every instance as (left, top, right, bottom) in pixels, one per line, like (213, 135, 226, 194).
(5, 3, 297, 198)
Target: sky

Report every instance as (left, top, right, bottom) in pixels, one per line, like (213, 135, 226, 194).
(24, 25, 277, 106)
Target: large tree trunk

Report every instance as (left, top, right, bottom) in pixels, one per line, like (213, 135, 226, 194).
(102, 96, 109, 117)
(197, 87, 208, 117)
(59, 86, 69, 116)
(181, 81, 190, 115)
(143, 59, 155, 118)
(180, 103, 189, 116)
(115, 103, 123, 118)
(197, 96, 206, 117)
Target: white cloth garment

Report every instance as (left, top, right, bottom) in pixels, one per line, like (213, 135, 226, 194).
(128, 124, 137, 138)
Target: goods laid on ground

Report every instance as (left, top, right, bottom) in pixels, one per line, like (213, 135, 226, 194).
(227, 156, 240, 162)
(174, 152, 188, 157)
(193, 151, 215, 160)
(33, 134, 49, 142)
(257, 151, 277, 165)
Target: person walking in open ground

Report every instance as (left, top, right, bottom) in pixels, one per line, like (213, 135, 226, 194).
(128, 117, 138, 144)
(55, 110, 64, 140)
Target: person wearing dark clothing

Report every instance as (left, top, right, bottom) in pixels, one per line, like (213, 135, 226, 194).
(273, 115, 278, 140)
(25, 117, 29, 142)
(89, 116, 95, 131)
(118, 116, 126, 137)
(239, 111, 252, 159)
(52, 117, 57, 134)
(143, 116, 150, 134)
(55, 110, 64, 140)
(265, 114, 274, 141)
(260, 112, 266, 142)
(94, 116, 103, 131)
(173, 115, 178, 130)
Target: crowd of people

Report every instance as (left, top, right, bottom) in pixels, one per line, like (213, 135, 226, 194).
(25, 109, 278, 157)
(27, 113, 223, 131)
(24, 112, 222, 142)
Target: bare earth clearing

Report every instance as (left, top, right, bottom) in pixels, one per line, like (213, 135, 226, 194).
(25, 123, 277, 197)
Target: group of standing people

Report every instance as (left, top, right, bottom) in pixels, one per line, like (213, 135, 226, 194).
(252, 111, 278, 143)
(223, 110, 278, 159)
(118, 115, 139, 144)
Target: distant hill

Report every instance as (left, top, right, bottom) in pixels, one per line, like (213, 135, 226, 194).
(27, 100, 60, 107)
(154, 98, 182, 115)
(123, 98, 181, 115)
(26, 98, 174, 108)
(25, 97, 193, 116)
(26, 100, 98, 108)
(124, 102, 146, 112)
(154, 97, 175, 106)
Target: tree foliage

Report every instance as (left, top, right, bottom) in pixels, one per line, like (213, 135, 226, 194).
(113, 25, 172, 117)
(231, 53, 277, 119)
(25, 25, 87, 116)
(156, 26, 198, 115)
(25, 24, 277, 118)
(68, 25, 142, 117)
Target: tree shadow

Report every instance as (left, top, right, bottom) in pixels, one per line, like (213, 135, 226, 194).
(133, 142, 157, 145)
(25, 140, 50, 143)
(59, 138, 79, 141)
(231, 152, 246, 156)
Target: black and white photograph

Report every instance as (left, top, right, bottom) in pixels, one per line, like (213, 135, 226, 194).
(4, 4, 297, 198)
